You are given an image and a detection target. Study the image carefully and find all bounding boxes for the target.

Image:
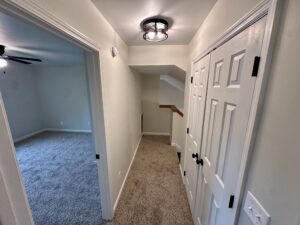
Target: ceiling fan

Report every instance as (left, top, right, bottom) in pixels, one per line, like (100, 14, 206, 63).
(0, 44, 42, 65)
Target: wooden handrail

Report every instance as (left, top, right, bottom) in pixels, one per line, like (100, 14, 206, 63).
(159, 105, 183, 117)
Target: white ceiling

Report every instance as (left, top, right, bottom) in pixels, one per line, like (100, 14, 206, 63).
(92, 0, 216, 46)
(0, 12, 85, 66)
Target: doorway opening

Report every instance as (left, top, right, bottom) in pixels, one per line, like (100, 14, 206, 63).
(0, 4, 110, 225)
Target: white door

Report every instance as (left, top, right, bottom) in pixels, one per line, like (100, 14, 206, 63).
(0, 93, 34, 225)
(185, 54, 210, 210)
(193, 17, 266, 225)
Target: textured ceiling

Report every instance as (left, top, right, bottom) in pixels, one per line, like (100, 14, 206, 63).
(0, 12, 84, 66)
(92, 0, 216, 45)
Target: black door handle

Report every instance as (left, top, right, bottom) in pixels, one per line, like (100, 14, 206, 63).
(192, 153, 198, 158)
(196, 158, 204, 166)
(192, 153, 204, 166)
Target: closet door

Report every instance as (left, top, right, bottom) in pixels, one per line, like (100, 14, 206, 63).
(193, 17, 266, 225)
(185, 54, 210, 210)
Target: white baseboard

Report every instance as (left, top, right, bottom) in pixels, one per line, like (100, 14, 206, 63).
(13, 128, 92, 143)
(179, 164, 185, 184)
(44, 128, 92, 133)
(143, 132, 170, 136)
(113, 135, 142, 212)
(14, 129, 46, 143)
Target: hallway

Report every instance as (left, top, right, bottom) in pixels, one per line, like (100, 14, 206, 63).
(111, 135, 193, 225)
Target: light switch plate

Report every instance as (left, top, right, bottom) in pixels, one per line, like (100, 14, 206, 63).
(244, 191, 270, 225)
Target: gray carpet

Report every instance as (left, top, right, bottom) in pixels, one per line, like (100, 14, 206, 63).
(109, 135, 193, 225)
(16, 131, 104, 225)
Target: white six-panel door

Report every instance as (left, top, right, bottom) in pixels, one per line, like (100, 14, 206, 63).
(185, 54, 210, 211)
(193, 17, 267, 225)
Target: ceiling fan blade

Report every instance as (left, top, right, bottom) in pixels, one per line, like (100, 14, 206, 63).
(7, 55, 42, 62)
(7, 57, 32, 65)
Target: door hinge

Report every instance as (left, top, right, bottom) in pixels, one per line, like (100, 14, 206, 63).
(191, 76, 194, 83)
(187, 128, 190, 134)
(251, 56, 261, 77)
(184, 171, 186, 176)
(228, 195, 235, 208)
(96, 154, 100, 160)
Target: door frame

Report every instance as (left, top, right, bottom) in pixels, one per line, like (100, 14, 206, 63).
(0, 0, 112, 223)
(183, 0, 282, 223)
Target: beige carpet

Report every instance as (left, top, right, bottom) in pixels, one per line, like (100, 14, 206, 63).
(108, 135, 193, 225)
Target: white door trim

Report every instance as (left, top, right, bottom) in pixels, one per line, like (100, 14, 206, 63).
(191, 0, 280, 63)
(0, 93, 34, 225)
(0, 0, 113, 222)
(184, 0, 281, 223)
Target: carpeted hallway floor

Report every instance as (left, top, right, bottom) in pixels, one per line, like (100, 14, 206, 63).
(109, 135, 193, 225)
(16, 131, 103, 225)
(16, 133, 192, 225)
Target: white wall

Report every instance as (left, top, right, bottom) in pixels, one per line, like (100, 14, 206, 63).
(238, 0, 300, 224)
(160, 77, 185, 152)
(36, 65, 91, 132)
(127, 69, 142, 153)
(171, 112, 184, 153)
(129, 45, 189, 71)
(13, 0, 143, 214)
(0, 63, 92, 142)
(187, 0, 300, 224)
(0, 63, 43, 141)
(142, 74, 171, 135)
(159, 78, 184, 109)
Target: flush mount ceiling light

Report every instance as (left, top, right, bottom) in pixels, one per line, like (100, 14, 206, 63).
(142, 18, 168, 42)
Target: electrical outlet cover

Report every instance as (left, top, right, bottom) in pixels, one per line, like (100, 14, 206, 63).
(244, 191, 270, 225)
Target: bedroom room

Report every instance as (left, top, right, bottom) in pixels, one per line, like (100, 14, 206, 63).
(0, 11, 104, 225)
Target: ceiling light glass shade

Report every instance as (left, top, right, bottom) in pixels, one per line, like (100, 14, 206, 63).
(143, 31, 168, 42)
(156, 22, 168, 30)
(142, 18, 169, 42)
(0, 58, 7, 68)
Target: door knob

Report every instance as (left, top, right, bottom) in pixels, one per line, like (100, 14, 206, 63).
(196, 158, 204, 166)
(192, 153, 198, 158)
(192, 153, 204, 166)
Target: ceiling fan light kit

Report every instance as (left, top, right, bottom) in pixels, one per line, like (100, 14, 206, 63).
(0, 58, 8, 68)
(142, 18, 168, 42)
(0, 45, 42, 65)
